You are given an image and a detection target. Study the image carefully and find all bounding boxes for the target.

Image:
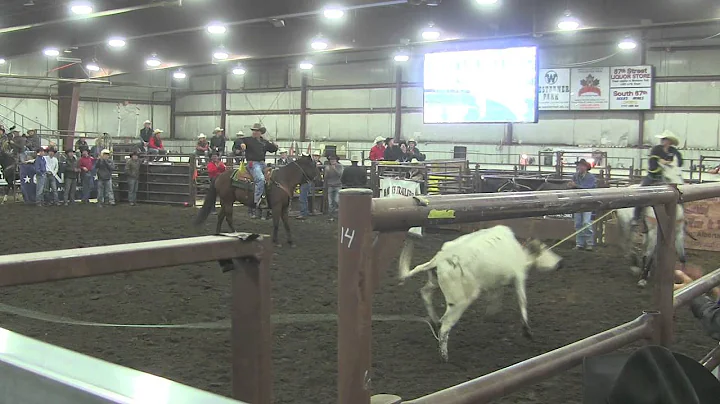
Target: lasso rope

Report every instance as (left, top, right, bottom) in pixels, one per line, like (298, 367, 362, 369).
(547, 210, 617, 251)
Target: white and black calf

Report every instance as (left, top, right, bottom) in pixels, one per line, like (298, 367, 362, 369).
(398, 225, 563, 361)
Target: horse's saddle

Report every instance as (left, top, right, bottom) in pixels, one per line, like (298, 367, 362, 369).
(230, 166, 275, 191)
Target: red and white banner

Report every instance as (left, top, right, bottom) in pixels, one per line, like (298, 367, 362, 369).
(570, 67, 610, 110)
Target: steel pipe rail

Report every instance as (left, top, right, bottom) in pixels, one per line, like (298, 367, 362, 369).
(371, 186, 678, 232)
(673, 267, 720, 309)
(0, 234, 267, 287)
(406, 314, 653, 404)
(678, 182, 720, 203)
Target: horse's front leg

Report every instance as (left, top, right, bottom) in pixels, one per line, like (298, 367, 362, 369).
(282, 207, 294, 247)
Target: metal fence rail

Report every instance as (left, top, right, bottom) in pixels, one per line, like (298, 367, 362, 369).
(337, 182, 720, 404)
(0, 233, 274, 404)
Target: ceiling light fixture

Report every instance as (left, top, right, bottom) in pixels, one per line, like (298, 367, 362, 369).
(70, 1, 93, 15)
(207, 22, 227, 34)
(43, 48, 60, 57)
(557, 11, 580, 31)
(0, 58, 6, 65)
(421, 23, 441, 41)
(475, 0, 498, 4)
(393, 49, 410, 63)
(107, 37, 126, 48)
(213, 47, 230, 60)
(145, 53, 161, 67)
(173, 70, 187, 79)
(323, 6, 344, 19)
(86, 62, 100, 72)
(311, 36, 329, 50)
(232, 66, 246, 75)
(618, 37, 638, 50)
(299, 61, 314, 70)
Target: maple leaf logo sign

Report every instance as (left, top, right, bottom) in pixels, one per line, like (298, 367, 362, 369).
(578, 74, 602, 96)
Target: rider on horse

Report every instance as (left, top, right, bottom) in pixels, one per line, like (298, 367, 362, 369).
(631, 130, 683, 230)
(240, 123, 278, 217)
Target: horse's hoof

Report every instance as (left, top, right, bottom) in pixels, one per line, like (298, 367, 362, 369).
(637, 279, 648, 288)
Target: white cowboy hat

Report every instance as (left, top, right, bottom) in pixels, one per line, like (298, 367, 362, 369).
(656, 130, 680, 146)
(143, 120, 151, 124)
(278, 149, 288, 153)
(153, 129, 163, 134)
(236, 130, 244, 136)
(374, 136, 385, 143)
(214, 127, 224, 132)
(408, 138, 417, 143)
(101, 149, 111, 155)
(198, 133, 206, 138)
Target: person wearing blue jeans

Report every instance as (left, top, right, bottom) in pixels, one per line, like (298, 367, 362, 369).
(33, 148, 47, 206)
(567, 159, 597, 251)
(299, 182, 312, 219)
(239, 123, 278, 218)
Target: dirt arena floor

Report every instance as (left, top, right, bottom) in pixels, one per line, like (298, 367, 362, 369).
(0, 202, 718, 403)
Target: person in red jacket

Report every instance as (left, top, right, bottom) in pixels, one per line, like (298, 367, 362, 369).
(369, 136, 385, 161)
(206, 153, 226, 213)
(148, 129, 167, 161)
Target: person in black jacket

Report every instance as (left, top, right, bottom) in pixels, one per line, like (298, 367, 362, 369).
(139, 120, 153, 143)
(210, 127, 227, 155)
(632, 131, 683, 226)
(231, 131, 245, 163)
(240, 123, 278, 215)
(383, 137, 403, 161)
(341, 155, 368, 188)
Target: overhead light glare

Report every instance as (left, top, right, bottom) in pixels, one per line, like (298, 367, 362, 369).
(173, 70, 187, 79)
(0, 58, 5, 65)
(421, 24, 441, 41)
(207, 22, 227, 34)
(232, 67, 246, 75)
(299, 61, 314, 70)
(213, 50, 230, 60)
(323, 6, 345, 19)
(145, 54, 161, 67)
(475, 0, 498, 4)
(107, 37, 126, 48)
(311, 37, 329, 50)
(43, 48, 60, 57)
(618, 38, 638, 50)
(394, 53, 410, 63)
(557, 11, 580, 31)
(70, 1, 93, 15)
(86, 63, 100, 72)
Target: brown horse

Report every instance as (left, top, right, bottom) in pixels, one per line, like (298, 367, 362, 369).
(194, 156, 320, 247)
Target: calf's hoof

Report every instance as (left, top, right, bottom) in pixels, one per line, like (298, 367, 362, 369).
(522, 326, 534, 340)
(637, 279, 648, 288)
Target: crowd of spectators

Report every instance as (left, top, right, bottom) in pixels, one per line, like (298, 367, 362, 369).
(369, 136, 426, 162)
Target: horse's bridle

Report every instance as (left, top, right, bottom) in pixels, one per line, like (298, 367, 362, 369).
(270, 159, 316, 199)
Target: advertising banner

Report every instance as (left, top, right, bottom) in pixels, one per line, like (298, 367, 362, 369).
(379, 178, 423, 237)
(609, 88, 652, 110)
(539, 68, 571, 110)
(570, 67, 610, 110)
(685, 198, 720, 251)
(610, 66, 653, 88)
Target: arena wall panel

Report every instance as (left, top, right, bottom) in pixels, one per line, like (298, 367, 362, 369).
(226, 115, 300, 141)
(306, 113, 394, 142)
(228, 92, 300, 111)
(308, 61, 395, 86)
(647, 49, 720, 76)
(76, 101, 170, 138)
(308, 89, 395, 109)
(190, 74, 222, 92)
(175, 94, 221, 113)
(0, 97, 57, 130)
(173, 114, 222, 140)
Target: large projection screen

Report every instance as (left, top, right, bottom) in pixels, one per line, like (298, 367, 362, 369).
(423, 46, 539, 124)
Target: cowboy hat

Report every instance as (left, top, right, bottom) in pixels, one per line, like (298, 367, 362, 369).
(236, 130, 244, 136)
(374, 136, 385, 144)
(583, 345, 720, 404)
(143, 120, 152, 124)
(577, 159, 592, 170)
(250, 123, 265, 131)
(101, 149, 111, 155)
(153, 129, 163, 134)
(198, 133, 206, 138)
(656, 130, 680, 146)
(278, 149, 288, 154)
(408, 138, 417, 144)
(213, 127, 224, 132)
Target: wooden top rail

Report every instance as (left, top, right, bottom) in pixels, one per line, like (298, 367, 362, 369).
(406, 314, 653, 404)
(370, 185, 684, 232)
(679, 182, 720, 203)
(0, 233, 268, 287)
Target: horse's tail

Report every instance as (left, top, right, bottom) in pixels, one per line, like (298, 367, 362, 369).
(194, 179, 217, 226)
